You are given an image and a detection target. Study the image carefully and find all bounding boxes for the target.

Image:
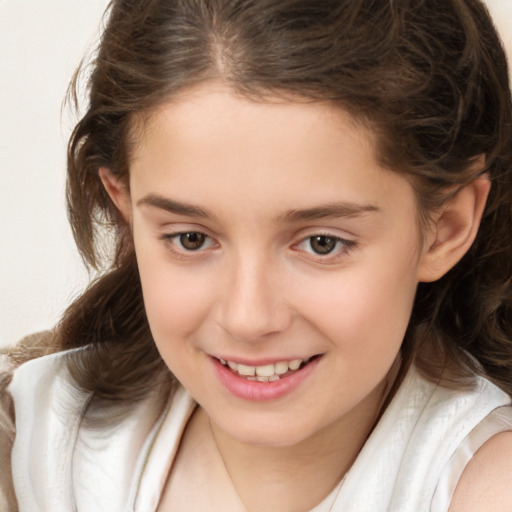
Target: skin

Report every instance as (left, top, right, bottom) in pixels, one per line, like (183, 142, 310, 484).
(101, 84, 499, 511)
(449, 432, 512, 511)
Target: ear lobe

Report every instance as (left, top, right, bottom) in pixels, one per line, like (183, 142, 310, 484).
(418, 174, 490, 283)
(99, 167, 132, 223)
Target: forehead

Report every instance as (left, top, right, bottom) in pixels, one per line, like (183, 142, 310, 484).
(128, 84, 416, 220)
(130, 83, 375, 160)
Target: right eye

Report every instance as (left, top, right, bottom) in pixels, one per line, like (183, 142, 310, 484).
(162, 231, 217, 253)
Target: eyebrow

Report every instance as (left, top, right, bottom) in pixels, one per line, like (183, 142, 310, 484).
(279, 202, 379, 222)
(137, 193, 379, 223)
(137, 194, 218, 221)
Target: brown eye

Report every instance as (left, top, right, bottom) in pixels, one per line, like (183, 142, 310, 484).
(179, 232, 207, 250)
(309, 235, 337, 254)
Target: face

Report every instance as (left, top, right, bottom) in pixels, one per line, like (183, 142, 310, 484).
(117, 85, 432, 448)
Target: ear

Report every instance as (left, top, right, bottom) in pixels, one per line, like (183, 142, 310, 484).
(418, 173, 490, 283)
(99, 167, 132, 223)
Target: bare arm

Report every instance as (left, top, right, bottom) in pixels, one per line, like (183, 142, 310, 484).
(449, 431, 512, 512)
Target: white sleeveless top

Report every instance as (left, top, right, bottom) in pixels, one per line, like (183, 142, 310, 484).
(6, 350, 512, 511)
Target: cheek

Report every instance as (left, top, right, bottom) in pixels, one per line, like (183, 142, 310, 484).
(298, 254, 419, 359)
(134, 240, 213, 347)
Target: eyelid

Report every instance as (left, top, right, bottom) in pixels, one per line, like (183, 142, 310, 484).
(159, 228, 219, 257)
(291, 231, 357, 263)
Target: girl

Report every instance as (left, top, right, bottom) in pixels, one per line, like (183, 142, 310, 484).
(2, 0, 512, 510)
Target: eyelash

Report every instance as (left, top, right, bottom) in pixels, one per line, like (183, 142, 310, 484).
(292, 233, 357, 262)
(160, 232, 217, 255)
(160, 231, 357, 262)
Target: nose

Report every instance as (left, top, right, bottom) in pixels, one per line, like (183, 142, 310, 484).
(218, 253, 292, 343)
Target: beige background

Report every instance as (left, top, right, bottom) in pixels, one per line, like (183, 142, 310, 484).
(0, 0, 511, 347)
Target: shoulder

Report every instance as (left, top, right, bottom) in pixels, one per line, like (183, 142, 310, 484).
(1, 330, 62, 398)
(2, 330, 59, 368)
(1, 331, 66, 470)
(0, 331, 60, 512)
(9, 348, 95, 509)
(449, 430, 512, 512)
(9, 343, 78, 393)
(398, 368, 512, 511)
(0, 356, 17, 511)
(8, 343, 91, 456)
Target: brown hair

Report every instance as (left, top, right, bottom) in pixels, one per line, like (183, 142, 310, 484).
(59, 0, 512, 406)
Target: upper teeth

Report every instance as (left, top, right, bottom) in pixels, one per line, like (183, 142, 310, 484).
(219, 357, 309, 380)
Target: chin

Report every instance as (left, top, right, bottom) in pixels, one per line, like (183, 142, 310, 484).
(211, 410, 327, 448)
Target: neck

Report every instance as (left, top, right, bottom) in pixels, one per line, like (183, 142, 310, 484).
(207, 380, 387, 512)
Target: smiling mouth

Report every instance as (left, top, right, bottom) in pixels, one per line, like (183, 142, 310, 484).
(216, 355, 320, 382)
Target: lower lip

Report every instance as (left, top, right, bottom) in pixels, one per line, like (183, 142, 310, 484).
(211, 356, 321, 401)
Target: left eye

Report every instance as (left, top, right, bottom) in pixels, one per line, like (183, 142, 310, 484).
(298, 235, 354, 256)
(167, 232, 215, 251)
